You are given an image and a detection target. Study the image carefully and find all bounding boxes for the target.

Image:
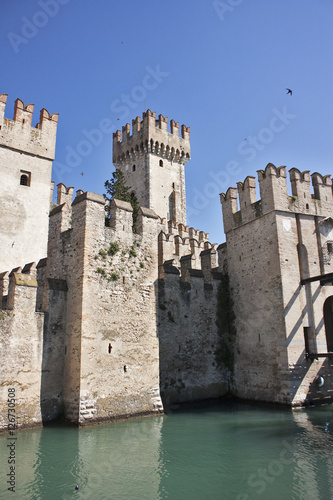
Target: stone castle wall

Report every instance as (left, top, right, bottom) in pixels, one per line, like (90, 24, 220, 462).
(0, 181, 228, 429)
(0, 268, 44, 429)
(158, 254, 228, 404)
(2, 90, 333, 433)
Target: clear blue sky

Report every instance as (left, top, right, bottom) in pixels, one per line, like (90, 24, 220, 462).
(1, 0, 333, 243)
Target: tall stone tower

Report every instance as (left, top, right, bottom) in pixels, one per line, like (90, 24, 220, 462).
(220, 164, 333, 406)
(0, 94, 58, 273)
(113, 110, 191, 225)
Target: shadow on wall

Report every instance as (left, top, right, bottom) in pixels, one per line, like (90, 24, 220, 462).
(40, 280, 68, 423)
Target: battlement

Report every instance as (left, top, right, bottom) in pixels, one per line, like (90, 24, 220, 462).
(0, 261, 43, 312)
(158, 220, 217, 277)
(160, 246, 220, 283)
(0, 93, 58, 160)
(113, 109, 191, 165)
(220, 164, 333, 233)
(49, 186, 161, 247)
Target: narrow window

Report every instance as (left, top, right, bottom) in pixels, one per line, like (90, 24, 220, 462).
(303, 327, 310, 356)
(328, 243, 333, 255)
(20, 175, 28, 186)
(159, 160, 163, 167)
(20, 170, 31, 187)
(324, 297, 333, 351)
(132, 164, 136, 172)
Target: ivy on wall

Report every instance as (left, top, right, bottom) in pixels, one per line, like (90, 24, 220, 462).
(215, 271, 236, 389)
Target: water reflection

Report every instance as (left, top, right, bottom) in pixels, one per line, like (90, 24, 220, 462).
(0, 403, 333, 500)
(291, 409, 333, 500)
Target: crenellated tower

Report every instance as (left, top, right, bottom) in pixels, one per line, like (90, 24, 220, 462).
(0, 94, 58, 273)
(113, 110, 191, 225)
(220, 164, 333, 406)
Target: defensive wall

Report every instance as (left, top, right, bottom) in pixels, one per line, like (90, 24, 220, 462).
(0, 182, 227, 430)
(2, 91, 333, 433)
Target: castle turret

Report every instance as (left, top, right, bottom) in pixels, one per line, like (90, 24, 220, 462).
(0, 93, 58, 273)
(220, 164, 333, 407)
(112, 110, 191, 225)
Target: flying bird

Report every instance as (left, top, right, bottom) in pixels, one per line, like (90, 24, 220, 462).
(80, 172, 84, 176)
(286, 88, 292, 95)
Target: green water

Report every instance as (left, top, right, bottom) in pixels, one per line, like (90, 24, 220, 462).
(1, 401, 333, 500)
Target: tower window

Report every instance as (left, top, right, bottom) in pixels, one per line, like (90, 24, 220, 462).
(159, 160, 163, 167)
(132, 165, 136, 172)
(20, 171, 31, 187)
(328, 242, 333, 255)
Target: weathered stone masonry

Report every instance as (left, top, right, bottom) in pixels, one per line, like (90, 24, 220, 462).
(220, 165, 333, 405)
(1, 93, 333, 432)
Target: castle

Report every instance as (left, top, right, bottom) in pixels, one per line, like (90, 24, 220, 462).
(0, 94, 332, 431)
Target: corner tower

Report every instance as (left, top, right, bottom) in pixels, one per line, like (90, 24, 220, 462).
(113, 110, 190, 225)
(0, 94, 58, 273)
(220, 164, 333, 406)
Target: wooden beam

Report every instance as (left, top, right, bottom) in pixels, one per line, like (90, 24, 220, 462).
(301, 272, 333, 285)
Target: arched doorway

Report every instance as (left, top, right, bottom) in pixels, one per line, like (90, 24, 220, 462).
(323, 296, 333, 352)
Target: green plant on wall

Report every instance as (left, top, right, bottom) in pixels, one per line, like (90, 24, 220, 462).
(108, 242, 120, 256)
(108, 272, 120, 282)
(128, 245, 137, 258)
(96, 267, 107, 277)
(215, 271, 236, 385)
(104, 168, 139, 231)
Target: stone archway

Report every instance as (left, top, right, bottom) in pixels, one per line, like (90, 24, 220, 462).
(323, 296, 333, 352)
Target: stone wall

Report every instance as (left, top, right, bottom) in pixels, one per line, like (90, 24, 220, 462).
(46, 192, 163, 425)
(158, 258, 228, 405)
(0, 270, 44, 430)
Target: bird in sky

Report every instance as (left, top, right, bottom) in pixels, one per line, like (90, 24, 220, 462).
(80, 172, 84, 176)
(286, 88, 292, 95)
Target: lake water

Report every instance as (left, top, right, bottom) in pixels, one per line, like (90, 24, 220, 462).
(1, 400, 333, 500)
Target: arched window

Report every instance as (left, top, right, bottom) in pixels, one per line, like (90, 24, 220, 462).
(159, 160, 163, 167)
(20, 175, 28, 186)
(20, 171, 31, 186)
(323, 296, 333, 352)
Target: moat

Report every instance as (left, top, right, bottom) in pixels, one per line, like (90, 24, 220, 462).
(1, 401, 332, 500)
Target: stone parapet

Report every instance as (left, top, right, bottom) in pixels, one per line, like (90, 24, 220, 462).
(0, 94, 58, 160)
(220, 164, 333, 233)
(113, 109, 190, 166)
